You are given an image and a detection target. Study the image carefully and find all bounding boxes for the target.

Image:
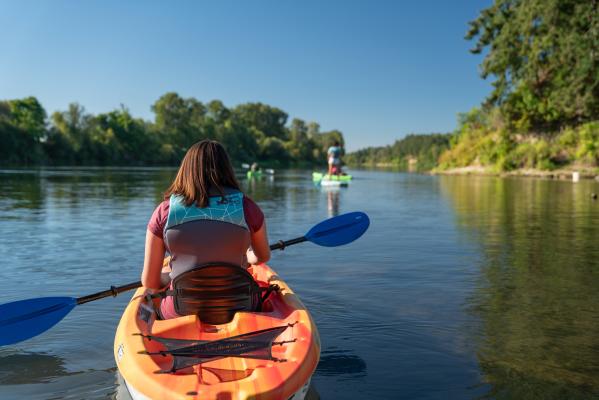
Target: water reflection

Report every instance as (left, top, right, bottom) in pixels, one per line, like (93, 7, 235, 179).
(0, 167, 175, 210)
(0, 352, 118, 400)
(0, 351, 73, 384)
(325, 188, 340, 217)
(440, 176, 599, 398)
(0, 170, 45, 210)
(241, 171, 276, 198)
(316, 349, 367, 378)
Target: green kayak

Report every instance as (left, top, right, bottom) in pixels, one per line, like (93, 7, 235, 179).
(247, 170, 263, 179)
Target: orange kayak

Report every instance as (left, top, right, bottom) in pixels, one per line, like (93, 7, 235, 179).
(114, 263, 320, 400)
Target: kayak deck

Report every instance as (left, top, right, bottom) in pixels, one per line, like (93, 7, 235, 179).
(114, 263, 320, 400)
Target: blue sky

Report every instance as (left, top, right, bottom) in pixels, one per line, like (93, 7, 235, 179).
(0, 0, 492, 151)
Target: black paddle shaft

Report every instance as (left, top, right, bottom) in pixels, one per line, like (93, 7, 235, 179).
(269, 236, 307, 251)
(76, 281, 142, 305)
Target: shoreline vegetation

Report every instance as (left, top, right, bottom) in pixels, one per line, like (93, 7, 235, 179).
(346, 113, 599, 180)
(433, 112, 599, 179)
(0, 93, 343, 168)
(345, 133, 452, 172)
(348, 0, 599, 179)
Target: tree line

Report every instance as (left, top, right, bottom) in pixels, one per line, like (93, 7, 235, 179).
(0, 93, 344, 167)
(345, 134, 451, 171)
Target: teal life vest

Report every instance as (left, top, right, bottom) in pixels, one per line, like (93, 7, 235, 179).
(159, 188, 269, 322)
(164, 188, 251, 280)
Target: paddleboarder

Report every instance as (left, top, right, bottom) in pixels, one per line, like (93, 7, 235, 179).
(328, 141, 343, 175)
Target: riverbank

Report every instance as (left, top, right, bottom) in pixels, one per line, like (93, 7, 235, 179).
(434, 165, 599, 180)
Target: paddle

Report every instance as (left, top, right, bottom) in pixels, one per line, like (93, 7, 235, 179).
(0, 211, 369, 346)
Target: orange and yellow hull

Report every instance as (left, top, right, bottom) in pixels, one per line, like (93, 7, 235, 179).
(114, 263, 320, 400)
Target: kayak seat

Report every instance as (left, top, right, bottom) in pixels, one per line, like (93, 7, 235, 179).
(165, 263, 278, 325)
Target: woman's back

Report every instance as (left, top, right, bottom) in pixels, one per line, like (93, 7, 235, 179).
(141, 140, 271, 320)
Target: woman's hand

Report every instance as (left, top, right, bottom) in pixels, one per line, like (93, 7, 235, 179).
(249, 221, 270, 264)
(246, 248, 259, 265)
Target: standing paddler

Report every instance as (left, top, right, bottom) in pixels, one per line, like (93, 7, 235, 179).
(327, 140, 343, 175)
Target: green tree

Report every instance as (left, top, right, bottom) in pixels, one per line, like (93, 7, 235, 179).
(307, 122, 320, 139)
(286, 118, 314, 161)
(94, 107, 157, 164)
(0, 97, 46, 164)
(152, 93, 206, 155)
(259, 136, 289, 163)
(232, 103, 288, 140)
(7, 97, 47, 139)
(45, 103, 91, 163)
(467, 0, 599, 129)
(206, 100, 230, 124)
(216, 119, 259, 164)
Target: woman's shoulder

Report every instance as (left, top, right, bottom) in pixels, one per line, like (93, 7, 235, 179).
(242, 194, 261, 210)
(147, 199, 170, 237)
(242, 195, 265, 232)
(157, 199, 170, 211)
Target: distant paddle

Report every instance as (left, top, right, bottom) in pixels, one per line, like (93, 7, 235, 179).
(0, 212, 369, 346)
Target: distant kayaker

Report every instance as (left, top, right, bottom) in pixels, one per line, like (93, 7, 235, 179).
(327, 141, 342, 175)
(250, 162, 260, 172)
(142, 140, 271, 319)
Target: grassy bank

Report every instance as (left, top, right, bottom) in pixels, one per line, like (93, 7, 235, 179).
(434, 109, 599, 177)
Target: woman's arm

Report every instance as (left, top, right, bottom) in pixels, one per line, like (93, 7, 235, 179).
(141, 229, 166, 289)
(247, 221, 270, 265)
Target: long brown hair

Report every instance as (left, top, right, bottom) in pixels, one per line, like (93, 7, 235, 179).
(165, 140, 241, 207)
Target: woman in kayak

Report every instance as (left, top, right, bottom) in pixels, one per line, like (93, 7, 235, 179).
(141, 139, 271, 319)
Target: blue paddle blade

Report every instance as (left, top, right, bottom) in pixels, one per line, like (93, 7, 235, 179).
(305, 211, 370, 247)
(0, 297, 77, 346)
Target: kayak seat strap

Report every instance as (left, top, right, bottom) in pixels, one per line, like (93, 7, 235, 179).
(261, 283, 280, 303)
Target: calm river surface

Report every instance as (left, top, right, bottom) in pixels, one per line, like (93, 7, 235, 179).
(0, 168, 598, 399)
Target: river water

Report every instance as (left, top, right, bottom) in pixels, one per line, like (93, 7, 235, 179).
(0, 168, 597, 399)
